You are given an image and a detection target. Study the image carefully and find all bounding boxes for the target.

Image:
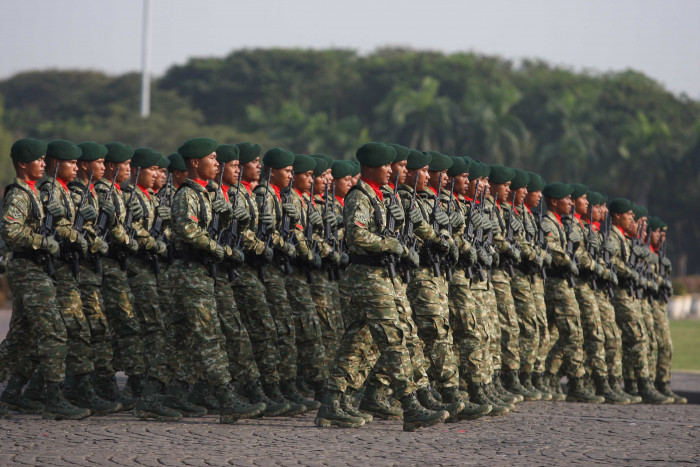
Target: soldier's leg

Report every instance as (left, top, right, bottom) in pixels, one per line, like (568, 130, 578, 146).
(77, 264, 114, 379)
(574, 281, 608, 379)
(640, 300, 658, 379)
(491, 270, 520, 372)
(596, 291, 623, 379)
(510, 270, 540, 395)
(127, 257, 166, 371)
(612, 291, 650, 382)
(531, 276, 551, 393)
(448, 271, 483, 386)
(652, 300, 673, 385)
(330, 281, 345, 337)
(310, 270, 339, 362)
(261, 266, 298, 382)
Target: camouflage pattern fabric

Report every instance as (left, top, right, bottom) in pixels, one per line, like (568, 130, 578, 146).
(310, 269, 339, 362)
(492, 269, 521, 372)
(651, 298, 673, 384)
(449, 268, 485, 384)
(510, 268, 538, 373)
(596, 289, 623, 379)
(531, 275, 550, 374)
(574, 278, 608, 378)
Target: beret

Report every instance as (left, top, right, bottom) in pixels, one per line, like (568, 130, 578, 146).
(427, 151, 453, 172)
(587, 191, 605, 206)
(178, 137, 218, 159)
(608, 198, 634, 214)
(312, 157, 329, 177)
(263, 147, 295, 169)
(11, 138, 47, 163)
(131, 147, 162, 168)
(542, 182, 574, 199)
(489, 164, 516, 184)
(236, 142, 262, 165)
(468, 161, 484, 179)
(406, 149, 432, 170)
(216, 144, 239, 165)
(47, 139, 82, 161)
(331, 160, 354, 179)
(481, 163, 491, 178)
(311, 154, 334, 167)
(349, 160, 361, 176)
(632, 204, 648, 219)
(647, 216, 662, 231)
(389, 144, 410, 163)
(167, 152, 187, 172)
(105, 143, 135, 164)
(293, 154, 317, 173)
(447, 157, 469, 177)
(526, 172, 545, 192)
(356, 142, 396, 167)
(77, 142, 108, 162)
(660, 219, 668, 231)
(510, 169, 530, 190)
(570, 183, 589, 199)
(157, 155, 170, 169)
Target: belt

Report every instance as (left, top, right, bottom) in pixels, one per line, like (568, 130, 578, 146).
(173, 247, 211, 266)
(10, 250, 42, 262)
(349, 254, 385, 268)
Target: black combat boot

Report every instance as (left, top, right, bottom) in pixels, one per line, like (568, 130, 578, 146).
(503, 370, 540, 401)
(566, 377, 605, 403)
(315, 390, 365, 428)
(417, 387, 464, 418)
(484, 381, 515, 410)
(340, 389, 373, 423)
(519, 372, 544, 400)
(43, 382, 91, 420)
(546, 373, 566, 402)
(243, 379, 290, 417)
(134, 377, 183, 421)
(93, 374, 134, 411)
(126, 374, 144, 399)
(0, 406, 10, 419)
(531, 372, 552, 401)
(401, 392, 449, 432)
(441, 386, 491, 422)
(263, 381, 307, 416)
(187, 379, 220, 413)
(22, 371, 45, 404)
(358, 382, 403, 420)
(593, 373, 629, 404)
(65, 373, 122, 415)
(1, 373, 44, 413)
(638, 378, 672, 405)
(467, 381, 509, 416)
(280, 378, 320, 410)
(495, 370, 523, 403)
(295, 375, 314, 398)
(162, 380, 207, 417)
(656, 380, 687, 404)
(217, 384, 266, 423)
(609, 375, 636, 404)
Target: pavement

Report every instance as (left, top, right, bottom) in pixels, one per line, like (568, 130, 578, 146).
(0, 309, 699, 465)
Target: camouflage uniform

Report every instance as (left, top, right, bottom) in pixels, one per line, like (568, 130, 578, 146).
(596, 289, 623, 379)
(330, 196, 347, 336)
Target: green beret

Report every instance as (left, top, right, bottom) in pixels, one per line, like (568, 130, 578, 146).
(389, 144, 410, 163)
(167, 152, 187, 172)
(356, 142, 396, 167)
(105, 143, 134, 164)
(157, 155, 170, 169)
(236, 142, 262, 165)
(542, 182, 574, 199)
(447, 157, 469, 177)
(216, 144, 239, 165)
(178, 137, 218, 159)
(131, 147, 162, 168)
(608, 198, 634, 214)
(510, 169, 530, 190)
(263, 147, 295, 169)
(77, 142, 108, 162)
(47, 139, 82, 161)
(312, 157, 329, 177)
(311, 154, 334, 168)
(489, 164, 516, 184)
(293, 154, 317, 173)
(660, 219, 668, 231)
(587, 191, 605, 206)
(481, 163, 491, 179)
(427, 151, 453, 172)
(570, 183, 589, 199)
(647, 216, 662, 231)
(10, 138, 47, 163)
(406, 149, 432, 170)
(526, 172, 545, 191)
(468, 161, 484, 179)
(331, 160, 354, 179)
(632, 204, 648, 219)
(350, 160, 361, 176)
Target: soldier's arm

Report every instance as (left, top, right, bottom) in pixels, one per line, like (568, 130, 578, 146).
(610, 236, 634, 279)
(172, 189, 217, 254)
(39, 184, 79, 243)
(542, 218, 570, 267)
(401, 194, 440, 243)
(1, 190, 44, 250)
(255, 187, 285, 250)
(94, 184, 129, 245)
(345, 193, 396, 253)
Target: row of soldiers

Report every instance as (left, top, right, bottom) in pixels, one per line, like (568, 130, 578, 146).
(0, 137, 683, 432)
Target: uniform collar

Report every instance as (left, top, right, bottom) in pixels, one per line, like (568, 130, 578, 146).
(137, 183, 151, 199)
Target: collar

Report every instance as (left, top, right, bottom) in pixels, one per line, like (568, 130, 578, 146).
(427, 186, 438, 196)
(615, 225, 626, 237)
(388, 182, 395, 190)
(137, 183, 151, 199)
(335, 195, 345, 207)
(360, 177, 383, 201)
(221, 184, 230, 202)
(650, 244, 659, 254)
(270, 183, 282, 200)
(191, 179, 208, 189)
(22, 179, 38, 194)
(523, 203, 532, 214)
(496, 199, 502, 210)
(56, 177, 70, 193)
(591, 221, 600, 231)
(552, 212, 563, 226)
(241, 180, 252, 196)
(452, 192, 462, 205)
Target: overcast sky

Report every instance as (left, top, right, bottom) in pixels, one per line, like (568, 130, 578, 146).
(1, 0, 699, 98)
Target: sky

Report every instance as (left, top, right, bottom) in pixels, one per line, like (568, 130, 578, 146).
(1, 0, 699, 99)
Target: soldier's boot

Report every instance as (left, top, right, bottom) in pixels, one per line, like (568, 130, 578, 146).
(312, 379, 326, 403)
(358, 383, 403, 420)
(495, 371, 523, 403)
(484, 382, 515, 410)
(0, 373, 44, 413)
(656, 380, 687, 404)
(340, 389, 373, 423)
(609, 376, 637, 404)
(519, 372, 545, 400)
(217, 384, 266, 423)
(315, 391, 365, 428)
(417, 387, 464, 418)
(126, 374, 144, 399)
(187, 380, 220, 414)
(134, 377, 183, 421)
(546, 373, 567, 402)
(43, 382, 91, 420)
(295, 375, 314, 398)
(22, 371, 45, 404)
(594, 374, 629, 405)
(503, 370, 540, 401)
(280, 378, 320, 410)
(93, 374, 134, 411)
(401, 392, 449, 432)
(243, 379, 290, 417)
(263, 382, 307, 416)
(65, 374, 122, 415)
(441, 387, 491, 422)
(531, 372, 552, 401)
(638, 378, 672, 405)
(467, 381, 509, 416)
(162, 380, 207, 417)
(0, 406, 10, 419)
(566, 377, 605, 403)
(622, 378, 645, 404)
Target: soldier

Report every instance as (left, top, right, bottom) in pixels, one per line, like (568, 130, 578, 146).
(167, 152, 188, 187)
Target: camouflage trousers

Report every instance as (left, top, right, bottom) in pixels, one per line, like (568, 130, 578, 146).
(492, 269, 520, 372)
(595, 288, 623, 379)
(510, 269, 538, 373)
(448, 268, 484, 384)
(327, 264, 416, 399)
(544, 277, 585, 379)
(101, 258, 145, 376)
(2, 257, 67, 382)
(574, 279, 608, 378)
(330, 281, 345, 337)
(531, 275, 550, 374)
(612, 287, 650, 380)
(310, 269, 339, 362)
(406, 267, 460, 390)
(651, 298, 673, 384)
(232, 263, 281, 385)
(471, 278, 498, 382)
(127, 256, 165, 372)
(261, 264, 297, 381)
(77, 259, 114, 378)
(286, 267, 328, 384)
(640, 299, 658, 379)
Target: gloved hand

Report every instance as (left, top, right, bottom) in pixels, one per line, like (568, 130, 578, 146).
(213, 244, 225, 262)
(156, 205, 171, 222)
(98, 198, 116, 225)
(385, 237, 404, 256)
(449, 211, 465, 230)
(610, 270, 619, 287)
(631, 243, 645, 258)
(586, 231, 601, 250)
(533, 251, 544, 268)
(308, 210, 323, 229)
(470, 212, 487, 231)
(339, 252, 350, 268)
(567, 260, 579, 277)
(327, 251, 341, 266)
(434, 211, 450, 228)
(260, 212, 275, 229)
(567, 227, 582, 244)
(489, 217, 499, 232)
(477, 248, 493, 267)
(128, 198, 143, 221)
(154, 240, 168, 256)
(75, 235, 89, 257)
(79, 204, 97, 222)
(91, 237, 109, 255)
(449, 241, 459, 265)
(629, 269, 640, 283)
(661, 257, 672, 270)
(650, 279, 659, 294)
(227, 246, 245, 265)
(45, 198, 66, 219)
(409, 207, 424, 226)
(263, 246, 274, 262)
(594, 262, 605, 278)
(388, 203, 405, 224)
(434, 236, 450, 253)
(463, 246, 478, 266)
(323, 211, 338, 229)
(126, 237, 139, 254)
(603, 239, 617, 255)
(508, 245, 521, 262)
(232, 205, 251, 227)
(212, 198, 232, 218)
(40, 235, 60, 257)
(524, 217, 535, 238)
(544, 251, 553, 268)
(309, 252, 322, 269)
(282, 202, 300, 222)
(509, 213, 523, 233)
(335, 213, 344, 227)
(282, 241, 296, 259)
(663, 278, 672, 291)
(405, 249, 420, 268)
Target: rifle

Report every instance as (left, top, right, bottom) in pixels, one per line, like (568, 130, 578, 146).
(585, 208, 598, 291)
(562, 204, 579, 288)
(496, 190, 516, 278)
(302, 182, 318, 284)
(221, 167, 244, 281)
(330, 181, 344, 274)
(382, 171, 402, 279)
(400, 174, 420, 283)
(206, 168, 226, 278)
(471, 185, 489, 283)
(150, 173, 171, 240)
(601, 213, 615, 299)
(443, 177, 456, 281)
(626, 220, 643, 298)
(425, 173, 445, 278)
(38, 163, 60, 277)
(276, 170, 295, 276)
(462, 180, 480, 280)
(95, 167, 120, 240)
(322, 181, 340, 281)
(119, 167, 141, 270)
(70, 171, 94, 276)
(534, 205, 549, 280)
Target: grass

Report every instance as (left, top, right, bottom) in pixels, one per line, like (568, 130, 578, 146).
(669, 320, 700, 372)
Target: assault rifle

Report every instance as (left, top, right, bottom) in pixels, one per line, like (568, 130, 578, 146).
(562, 205, 579, 288)
(119, 167, 141, 270)
(443, 177, 456, 281)
(206, 169, 226, 278)
(302, 182, 318, 284)
(426, 173, 445, 278)
(95, 167, 119, 240)
(382, 172, 402, 279)
(38, 163, 60, 277)
(150, 173, 173, 275)
(322, 181, 341, 281)
(585, 209, 598, 291)
(276, 170, 295, 277)
(400, 174, 420, 283)
(601, 213, 615, 299)
(220, 168, 244, 281)
(462, 180, 480, 280)
(70, 171, 94, 276)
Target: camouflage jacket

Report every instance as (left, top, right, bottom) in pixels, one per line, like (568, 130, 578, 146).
(540, 210, 574, 272)
(228, 181, 266, 256)
(94, 178, 130, 247)
(608, 225, 635, 282)
(171, 178, 224, 255)
(38, 176, 81, 246)
(2, 178, 45, 252)
(122, 183, 157, 252)
(345, 178, 402, 256)
(253, 182, 288, 254)
(396, 184, 445, 253)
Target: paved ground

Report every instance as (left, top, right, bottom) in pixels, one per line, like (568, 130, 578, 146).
(1, 309, 698, 465)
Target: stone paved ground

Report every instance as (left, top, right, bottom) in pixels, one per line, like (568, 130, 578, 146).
(1, 310, 699, 465)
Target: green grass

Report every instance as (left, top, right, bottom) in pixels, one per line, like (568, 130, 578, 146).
(669, 320, 700, 372)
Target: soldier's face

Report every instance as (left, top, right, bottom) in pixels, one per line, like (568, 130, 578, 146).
(113, 161, 131, 184)
(22, 157, 46, 181)
(82, 159, 106, 182)
(391, 161, 408, 185)
(153, 168, 166, 190)
(428, 170, 448, 191)
(194, 153, 219, 181)
(650, 229, 661, 248)
(324, 169, 333, 185)
(139, 166, 159, 189)
(172, 169, 187, 187)
(57, 160, 79, 182)
(242, 158, 261, 183)
(491, 182, 510, 202)
(222, 160, 239, 186)
(453, 173, 469, 195)
(514, 186, 527, 205)
(313, 175, 326, 195)
(414, 166, 429, 191)
(592, 204, 604, 223)
(575, 195, 588, 215)
(293, 170, 314, 193)
(335, 176, 353, 198)
(270, 166, 293, 188)
(524, 190, 542, 208)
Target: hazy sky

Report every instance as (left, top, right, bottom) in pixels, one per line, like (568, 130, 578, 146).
(2, 0, 699, 98)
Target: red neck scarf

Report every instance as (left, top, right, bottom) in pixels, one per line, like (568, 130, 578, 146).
(615, 225, 626, 237)
(553, 212, 563, 226)
(221, 184, 230, 203)
(388, 182, 395, 190)
(269, 183, 282, 201)
(241, 180, 252, 196)
(427, 186, 438, 196)
(335, 195, 345, 207)
(23, 179, 37, 194)
(360, 177, 383, 201)
(137, 183, 151, 199)
(56, 177, 70, 193)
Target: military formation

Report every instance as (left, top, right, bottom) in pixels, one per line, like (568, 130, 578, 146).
(0, 137, 685, 431)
